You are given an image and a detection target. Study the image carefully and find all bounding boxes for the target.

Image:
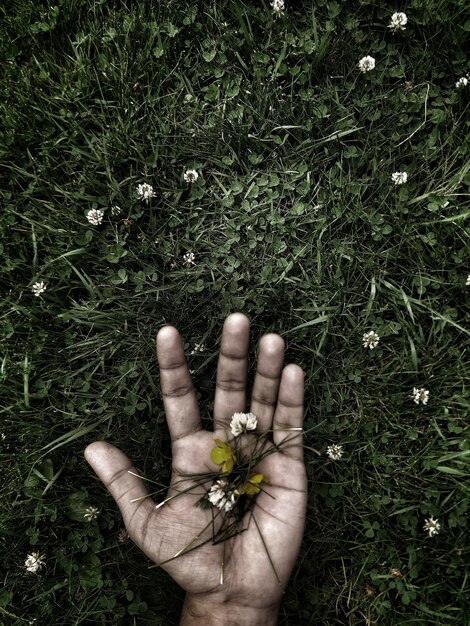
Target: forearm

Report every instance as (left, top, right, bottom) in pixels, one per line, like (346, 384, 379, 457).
(180, 594, 279, 626)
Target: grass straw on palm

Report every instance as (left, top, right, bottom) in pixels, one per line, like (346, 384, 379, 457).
(132, 421, 309, 581)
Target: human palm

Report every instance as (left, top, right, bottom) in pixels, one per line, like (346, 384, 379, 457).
(85, 313, 307, 612)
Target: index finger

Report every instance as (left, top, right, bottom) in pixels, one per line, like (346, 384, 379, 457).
(156, 325, 202, 442)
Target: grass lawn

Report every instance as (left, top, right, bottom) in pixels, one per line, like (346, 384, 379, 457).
(1, 0, 469, 624)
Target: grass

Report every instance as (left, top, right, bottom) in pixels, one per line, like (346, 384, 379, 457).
(1, 0, 469, 624)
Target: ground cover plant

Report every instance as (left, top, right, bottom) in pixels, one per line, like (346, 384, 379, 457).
(1, 0, 469, 624)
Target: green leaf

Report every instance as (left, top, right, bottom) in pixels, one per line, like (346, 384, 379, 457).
(0, 589, 13, 608)
(291, 202, 306, 215)
(226, 83, 240, 98)
(202, 49, 217, 62)
(436, 466, 468, 476)
(438, 450, 470, 462)
(204, 83, 219, 102)
(65, 491, 88, 522)
(26, 527, 40, 545)
(41, 458, 54, 481)
(230, 180, 244, 194)
(78, 552, 103, 591)
(128, 601, 148, 616)
(106, 244, 127, 264)
(23, 474, 42, 498)
(253, 51, 270, 64)
(182, 7, 197, 24)
(153, 45, 165, 59)
(165, 22, 179, 38)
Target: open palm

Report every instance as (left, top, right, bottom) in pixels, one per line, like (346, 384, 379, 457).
(84, 313, 307, 613)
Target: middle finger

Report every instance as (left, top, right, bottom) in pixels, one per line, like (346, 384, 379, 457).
(249, 333, 285, 433)
(213, 313, 250, 431)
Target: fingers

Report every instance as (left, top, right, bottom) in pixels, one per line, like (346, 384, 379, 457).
(156, 325, 202, 442)
(213, 313, 250, 430)
(272, 364, 305, 461)
(84, 441, 155, 547)
(250, 333, 285, 432)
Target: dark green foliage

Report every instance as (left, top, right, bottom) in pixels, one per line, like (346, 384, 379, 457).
(1, 1, 469, 624)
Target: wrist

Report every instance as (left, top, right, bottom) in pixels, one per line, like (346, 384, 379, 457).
(180, 593, 279, 626)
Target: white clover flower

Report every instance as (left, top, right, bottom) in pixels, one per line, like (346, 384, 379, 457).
(388, 12, 407, 32)
(412, 387, 430, 405)
(270, 0, 285, 18)
(136, 182, 155, 203)
(456, 77, 468, 89)
(230, 412, 258, 437)
(86, 209, 104, 225)
(183, 251, 195, 266)
(423, 516, 440, 537)
(208, 479, 236, 512)
(363, 330, 380, 349)
(466, 274, 470, 286)
(31, 281, 47, 297)
(326, 444, 344, 460)
(389, 568, 403, 578)
(358, 56, 376, 73)
(25, 552, 46, 573)
(83, 506, 100, 521)
(190, 342, 205, 355)
(391, 171, 408, 185)
(183, 169, 199, 183)
(111, 205, 122, 216)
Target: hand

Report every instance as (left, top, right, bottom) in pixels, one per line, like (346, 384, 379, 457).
(84, 313, 307, 625)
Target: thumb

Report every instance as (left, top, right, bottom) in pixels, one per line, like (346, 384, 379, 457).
(84, 441, 155, 548)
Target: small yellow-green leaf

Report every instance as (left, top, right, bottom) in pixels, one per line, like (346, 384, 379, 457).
(244, 483, 261, 495)
(211, 448, 226, 464)
(222, 458, 234, 474)
(248, 473, 266, 484)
